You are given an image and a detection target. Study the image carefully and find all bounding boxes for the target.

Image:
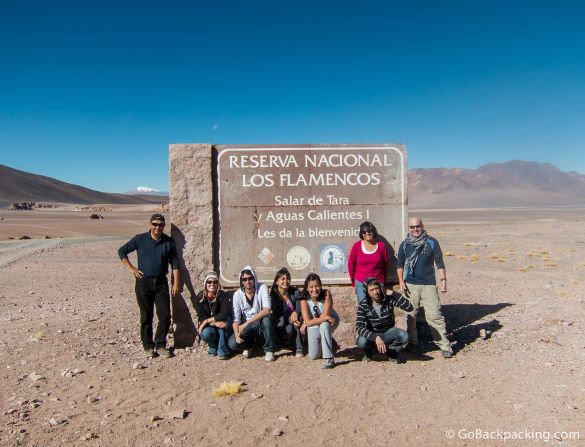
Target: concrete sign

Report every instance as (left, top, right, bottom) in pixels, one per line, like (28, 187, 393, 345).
(216, 144, 407, 286)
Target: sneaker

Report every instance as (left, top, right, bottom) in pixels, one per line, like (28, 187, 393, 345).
(362, 355, 372, 363)
(388, 351, 404, 364)
(242, 349, 250, 358)
(321, 358, 335, 369)
(158, 347, 173, 358)
(144, 348, 155, 359)
(295, 351, 304, 358)
(264, 352, 275, 362)
(441, 350, 453, 359)
(218, 355, 229, 360)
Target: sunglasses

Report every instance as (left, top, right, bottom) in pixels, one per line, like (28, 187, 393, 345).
(241, 277, 254, 282)
(151, 222, 165, 228)
(206, 280, 218, 285)
(313, 305, 321, 317)
(409, 225, 422, 229)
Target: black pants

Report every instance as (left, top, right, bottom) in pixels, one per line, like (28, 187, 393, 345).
(135, 276, 171, 349)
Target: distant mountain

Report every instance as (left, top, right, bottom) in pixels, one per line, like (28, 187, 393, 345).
(0, 164, 168, 206)
(409, 160, 585, 208)
(2, 160, 583, 209)
(125, 186, 169, 196)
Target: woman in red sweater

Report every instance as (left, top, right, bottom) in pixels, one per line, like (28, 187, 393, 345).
(348, 221, 388, 303)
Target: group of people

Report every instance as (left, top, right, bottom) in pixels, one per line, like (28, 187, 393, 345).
(118, 213, 452, 368)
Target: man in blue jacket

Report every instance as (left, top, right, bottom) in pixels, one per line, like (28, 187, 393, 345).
(118, 214, 180, 359)
(397, 217, 453, 358)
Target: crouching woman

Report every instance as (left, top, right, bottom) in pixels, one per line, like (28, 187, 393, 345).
(356, 277, 412, 363)
(192, 272, 232, 359)
(300, 273, 339, 369)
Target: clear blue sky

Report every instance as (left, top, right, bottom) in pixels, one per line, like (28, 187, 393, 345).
(1, 0, 584, 192)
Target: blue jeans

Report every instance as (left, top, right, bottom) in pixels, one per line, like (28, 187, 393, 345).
(354, 280, 366, 304)
(357, 327, 409, 358)
(228, 316, 277, 353)
(200, 325, 232, 357)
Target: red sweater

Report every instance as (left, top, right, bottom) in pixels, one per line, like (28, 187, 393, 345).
(347, 241, 388, 286)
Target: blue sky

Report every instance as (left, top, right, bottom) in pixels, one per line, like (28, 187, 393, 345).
(1, 0, 584, 192)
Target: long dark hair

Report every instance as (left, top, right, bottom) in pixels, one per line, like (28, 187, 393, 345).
(359, 221, 378, 240)
(270, 267, 292, 298)
(301, 272, 325, 301)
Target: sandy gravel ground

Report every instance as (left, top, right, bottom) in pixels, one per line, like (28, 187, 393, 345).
(1, 207, 584, 446)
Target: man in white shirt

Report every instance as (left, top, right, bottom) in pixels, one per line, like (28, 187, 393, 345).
(228, 265, 278, 361)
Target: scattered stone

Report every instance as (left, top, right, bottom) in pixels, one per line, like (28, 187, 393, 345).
(28, 372, 43, 381)
(545, 362, 554, 367)
(80, 432, 97, 441)
(132, 362, 145, 370)
(87, 396, 100, 404)
(479, 328, 488, 340)
(453, 372, 465, 379)
(19, 412, 29, 420)
(4, 409, 17, 415)
(169, 408, 188, 419)
(150, 415, 163, 422)
(164, 437, 172, 444)
(278, 416, 290, 422)
(272, 429, 284, 437)
(48, 417, 67, 426)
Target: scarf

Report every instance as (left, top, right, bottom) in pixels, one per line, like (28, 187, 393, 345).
(403, 230, 429, 275)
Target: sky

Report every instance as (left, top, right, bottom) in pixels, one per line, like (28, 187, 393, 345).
(1, 0, 584, 192)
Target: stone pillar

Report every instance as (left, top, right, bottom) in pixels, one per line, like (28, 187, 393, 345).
(169, 143, 214, 347)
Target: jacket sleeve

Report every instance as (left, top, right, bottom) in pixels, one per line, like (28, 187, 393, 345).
(259, 284, 271, 309)
(232, 291, 243, 324)
(167, 239, 180, 270)
(433, 238, 445, 270)
(388, 291, 414, 313)
(118, 235, 138, 260)
(348, 242, 358, 286)
(192, 292, 209, 323)
(355, 302, 376, 342)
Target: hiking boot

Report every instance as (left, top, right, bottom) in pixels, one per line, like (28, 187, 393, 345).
(388, 351, 404, 364)
(321, 358, 335, 369)
(144, 348, 155, 359)
(264, 352, 275, 362)
(441, 350, 453, 359)
(242, 349, 250, 358)
(158, 347, 173, 358)
(362, 355, 372, 363)
(295, 351, 304, 358)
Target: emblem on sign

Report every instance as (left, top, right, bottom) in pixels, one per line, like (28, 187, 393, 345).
(286, 246, 311, 271)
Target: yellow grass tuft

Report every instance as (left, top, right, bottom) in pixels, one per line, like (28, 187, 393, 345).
(211, 382, 245, 397)
(469, 254, 480, 262)
(490, 253, 501, 259)
(544, 262, 558, 268)
(457, 255, 468, 260)
(517, 267, 528, 272)
(444, 251, 455, 257)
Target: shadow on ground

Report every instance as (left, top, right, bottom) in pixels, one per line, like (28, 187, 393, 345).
(416, 302, 512, 353)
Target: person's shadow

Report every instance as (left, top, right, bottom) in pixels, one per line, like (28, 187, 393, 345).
(170, 225, 198, 348)
(415, 303, 512, 354)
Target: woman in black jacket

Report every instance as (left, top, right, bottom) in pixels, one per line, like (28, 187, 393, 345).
(269, 267, 304, 357)
(191, 271, 233, 359)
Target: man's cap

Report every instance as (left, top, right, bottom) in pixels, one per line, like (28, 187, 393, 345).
(150, 213, 166, 223)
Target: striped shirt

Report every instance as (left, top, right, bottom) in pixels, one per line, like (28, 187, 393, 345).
(356, 293, 412, 341)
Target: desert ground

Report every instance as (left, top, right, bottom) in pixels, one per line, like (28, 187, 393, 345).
(1, 205, 584, 446)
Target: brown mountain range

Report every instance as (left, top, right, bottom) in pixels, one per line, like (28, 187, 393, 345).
(409, 160, 585, 208)
(0, 164, 168, 206)
(2, 160, 584, 208)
